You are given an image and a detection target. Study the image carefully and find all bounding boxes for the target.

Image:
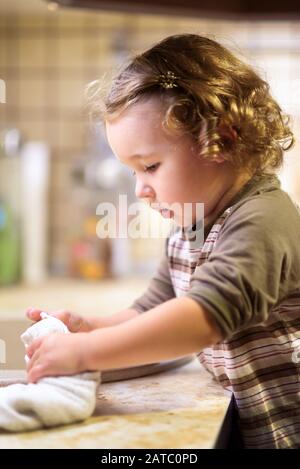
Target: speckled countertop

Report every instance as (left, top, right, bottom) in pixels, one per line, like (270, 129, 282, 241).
(0, 279, 231, 448)
(0, 358, 231, 449)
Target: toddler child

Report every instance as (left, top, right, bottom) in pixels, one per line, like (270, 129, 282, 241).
(26, 34, 300, 448)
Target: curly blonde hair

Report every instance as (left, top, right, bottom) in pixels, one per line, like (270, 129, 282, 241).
(90, 34, 294, 176)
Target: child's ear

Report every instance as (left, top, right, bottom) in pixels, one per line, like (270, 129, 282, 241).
(218, 122, 238, 148)
(212, 123, 238, 164)
(214, 155, 226, 163)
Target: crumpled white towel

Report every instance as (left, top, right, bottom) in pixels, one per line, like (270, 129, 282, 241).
(0, 313, 101, 432)
(21, 312, 70, 364)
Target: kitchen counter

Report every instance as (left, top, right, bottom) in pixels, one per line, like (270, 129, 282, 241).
(0, 358, 232, 449)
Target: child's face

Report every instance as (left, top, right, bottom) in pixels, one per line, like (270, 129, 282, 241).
(106, 98, 237, 226)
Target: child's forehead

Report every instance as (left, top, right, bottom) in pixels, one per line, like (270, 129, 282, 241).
(106, 118, 167, 161)
(125, 95, 168, 117)
(106, 101, 173, 145)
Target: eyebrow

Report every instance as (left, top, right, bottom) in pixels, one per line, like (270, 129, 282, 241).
(130, 153, 155, 160)
(118, 153, 156, 167)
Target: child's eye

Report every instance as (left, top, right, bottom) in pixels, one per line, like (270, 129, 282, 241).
(130, 164, 159, 177)
(144, 163, 159, 173)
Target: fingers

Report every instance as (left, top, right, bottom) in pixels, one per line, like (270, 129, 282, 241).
(26, 337, 45, 382)
(49, 310, 83, 332)
(52, 310, 71, 326)
(26, 308, 44, 322)
(26, 336, 44, 359)
(27, 363, 47, 383)
(68, 313, 83, 332)
(27, 351, 59, 383)
(25, 308, 83, 332)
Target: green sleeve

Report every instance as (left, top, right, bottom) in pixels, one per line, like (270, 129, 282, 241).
(186, 192, 300, 339)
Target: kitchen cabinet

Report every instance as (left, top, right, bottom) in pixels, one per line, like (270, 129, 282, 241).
(53, 0, 300, 19)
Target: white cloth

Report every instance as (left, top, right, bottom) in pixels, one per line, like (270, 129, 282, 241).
(0, 313, 101, 432)
(21, 312, 70, 364)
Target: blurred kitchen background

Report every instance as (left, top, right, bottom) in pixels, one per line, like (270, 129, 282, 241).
(1, 0, 300, 357)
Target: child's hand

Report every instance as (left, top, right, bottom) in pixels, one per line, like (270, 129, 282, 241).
(26, 332, 90, 382)
(25, 308, 90, 333)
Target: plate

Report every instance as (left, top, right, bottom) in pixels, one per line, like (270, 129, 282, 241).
(101, 354, 195, 382)
(0, 355, 195, 386)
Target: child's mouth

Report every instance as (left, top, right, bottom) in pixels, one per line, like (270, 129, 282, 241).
(159, 208, 174, 218)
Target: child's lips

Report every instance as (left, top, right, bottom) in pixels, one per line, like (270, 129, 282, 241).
(150, 203, 174, 218)
(159, 208, 174, 218)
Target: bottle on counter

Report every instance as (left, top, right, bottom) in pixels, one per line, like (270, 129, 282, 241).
(20, 142, 50, 285)
(70, 215, 112, 280)
(0, 200, 21, 286)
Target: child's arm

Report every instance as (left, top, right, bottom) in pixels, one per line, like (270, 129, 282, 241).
(86, 308, 139, 329)
(27, 296, 222, 382)
(26, 308, 139, 332)
(85, 296, 222, 371)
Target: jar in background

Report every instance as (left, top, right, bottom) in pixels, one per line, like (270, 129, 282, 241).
(70, 215, 112, 280)
(0, 200, 21, 285)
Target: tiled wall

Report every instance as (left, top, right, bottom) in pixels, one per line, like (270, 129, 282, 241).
(0, 9, 299, 277)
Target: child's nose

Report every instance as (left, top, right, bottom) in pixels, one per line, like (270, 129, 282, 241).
(135, 180, 154, 200)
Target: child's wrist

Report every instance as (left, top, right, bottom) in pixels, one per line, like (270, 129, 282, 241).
(84, 316, 106, 332)
(78, 332, 95, 371)
(83, 328, 109, 371)
(78, 318, 93, 332)
(75, 316, 100, 332)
